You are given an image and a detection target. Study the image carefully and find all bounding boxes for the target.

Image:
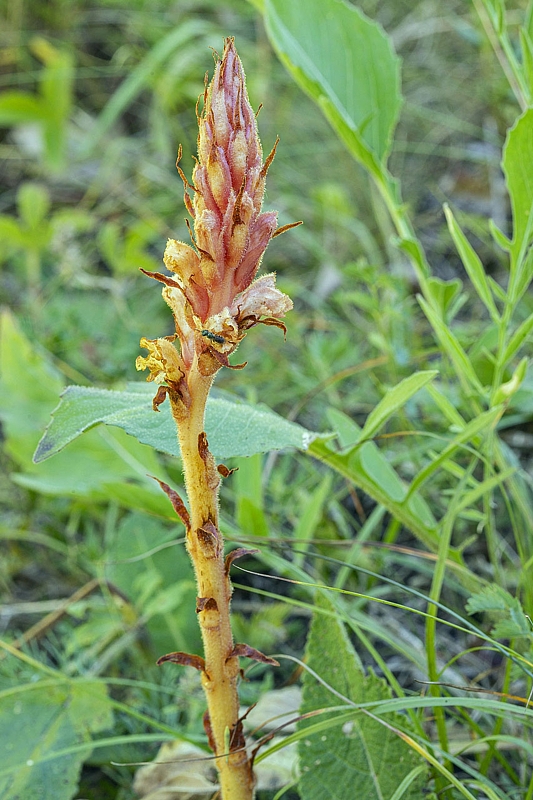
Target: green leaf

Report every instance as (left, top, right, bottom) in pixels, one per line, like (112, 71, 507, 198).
(417, 295, 485, 395)
(512, 243, 533, 304)
(106, 512, 200, 655)
(467, 584, 521, 613)
(264, 0, 402, 166)
(503, 109, 533, 256)
(235, 453, 269, 537)
(0, 92, 45, 125)
(0, 680, 112, 800)
(426, 276, 464, 322)
(520, 27, 533, 96)
(33, 384, 321, 464)
(311, 410, 439, 554)
(425, 383, 467, 429)
(293, 473, 333, 567)
(450, 466, 515, 519)
(0, 215, 25, 250)
(501, 312, 533, 365)
(466, 584, 531, 638)
(443, 205, 500, 323)
(298, 596, 428, 800)
(407, 407, 503, 497)
(493, 357, 528, 404)
(489, 219, 512, 252)
(358, 370, 438, 443)
(17, 183, 51, 230)
(35, 40, 74, 123)
(0, 310, 162, 497)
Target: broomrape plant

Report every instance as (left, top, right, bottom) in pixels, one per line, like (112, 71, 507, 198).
(4, 1, 533, 799)
(136, 38, 299, 798)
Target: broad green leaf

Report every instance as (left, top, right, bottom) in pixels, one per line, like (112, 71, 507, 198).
(0, 216, 26, 250)
(443, 205, 500, 323)
(418, 295, 485, 395)
(34, 39, 74, 124)
(503, 109, 533, 257)
(0, 680, 112, 800)
(0, 310, 162, 497)
(33, 384, 321, 463)
(106, 512, 200, 655)
(298, 596, 428, 800)
(358, 370, 438, 443)
(264, 0, 402, 166)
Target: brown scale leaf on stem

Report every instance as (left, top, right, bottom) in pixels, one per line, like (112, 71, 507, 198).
(203, 711, 217, 753)
(150, 476, 191, 528)
(197, 519, 222, 557)
(228, 720, 246, 754)
(228, 643, 280, 667)
(156, 651, 206, 672)
(217, 463, 237, 477)
(224, 548, 260, 575)
(196, 596, 219, 613)
(198, 431, 210, 461)
(151, 384, 169, 412)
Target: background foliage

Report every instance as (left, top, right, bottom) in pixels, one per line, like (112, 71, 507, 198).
(1, 0, 533, 798)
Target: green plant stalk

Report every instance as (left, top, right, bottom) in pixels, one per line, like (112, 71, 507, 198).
(482, 446, 504, 588)
(455, 707, 520, 784)
(471, 0, 530, 110)
(478, 655, 513, 776)
(425, 511, 453, 794)
(526, 757, 533, 800)
(490, 300, 515, 407)
(169, 368, 254, 799)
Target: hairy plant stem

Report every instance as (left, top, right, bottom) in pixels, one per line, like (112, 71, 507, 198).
(169, 365, 254, 800)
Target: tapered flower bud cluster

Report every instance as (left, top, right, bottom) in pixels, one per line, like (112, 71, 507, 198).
(137, 38, 299, 393)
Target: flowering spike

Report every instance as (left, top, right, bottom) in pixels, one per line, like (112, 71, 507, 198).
(137, 37, 297, 389)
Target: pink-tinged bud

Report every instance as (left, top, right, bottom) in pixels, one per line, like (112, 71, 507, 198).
(188, 37, 279, 314)
(138, 38, 300, 391)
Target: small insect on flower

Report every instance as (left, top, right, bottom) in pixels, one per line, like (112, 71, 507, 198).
(202, 330, 226, 345)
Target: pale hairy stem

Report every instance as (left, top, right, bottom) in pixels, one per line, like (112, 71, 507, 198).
(169, 366, 255, 800)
